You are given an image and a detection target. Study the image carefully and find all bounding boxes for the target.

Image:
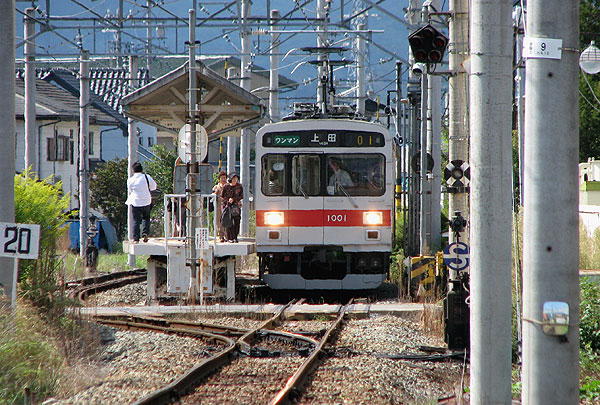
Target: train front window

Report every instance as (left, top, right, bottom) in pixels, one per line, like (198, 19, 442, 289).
(291, 155, 321, 196)
(326, 154, 385, 196)
(261, 155, 286, 195)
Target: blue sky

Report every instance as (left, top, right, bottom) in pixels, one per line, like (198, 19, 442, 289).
(15, 1, 416, 113)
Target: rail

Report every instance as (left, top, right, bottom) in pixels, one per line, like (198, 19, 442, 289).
(163, 193, 218, 248)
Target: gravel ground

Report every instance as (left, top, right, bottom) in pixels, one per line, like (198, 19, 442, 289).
(57, 281, 466, 404)
(43, 327, 222, 405)
(85, 283, 148, 307)
(182, 356, 306, 404)
(300, 315, 465, 404)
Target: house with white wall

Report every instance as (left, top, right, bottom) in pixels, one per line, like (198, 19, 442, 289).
(15, 77, 121, 210)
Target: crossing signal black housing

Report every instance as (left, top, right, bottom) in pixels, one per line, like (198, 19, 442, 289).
(408, 24, 449, 64)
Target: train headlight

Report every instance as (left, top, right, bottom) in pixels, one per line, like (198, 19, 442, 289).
(363, 211, 383, 225)
(264, 211, 285, 226)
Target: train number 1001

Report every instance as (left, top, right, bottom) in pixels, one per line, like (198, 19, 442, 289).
(326, 214, 347, 223)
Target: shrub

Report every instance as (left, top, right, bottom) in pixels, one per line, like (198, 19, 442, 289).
(580, 278, 600, 353)
(14, 172, 71, 313)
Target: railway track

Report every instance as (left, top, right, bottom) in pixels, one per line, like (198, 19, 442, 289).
(63, 273, 463, 403)
(88, 301, 350, 405)
(67, 269, 147, 301)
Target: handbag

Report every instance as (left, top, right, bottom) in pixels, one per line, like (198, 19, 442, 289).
(229, 203, 241, 217)
(221, 205, 233, 228)
(145, 174, 162, 204)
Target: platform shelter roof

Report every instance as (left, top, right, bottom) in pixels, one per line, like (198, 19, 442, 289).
(120, 60, 264, 142)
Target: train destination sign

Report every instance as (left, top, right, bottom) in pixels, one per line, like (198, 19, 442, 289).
(263, 130, 385, 148)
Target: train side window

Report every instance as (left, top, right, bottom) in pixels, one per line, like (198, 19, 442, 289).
(291, 155, 320, 196)
(262, 155, 286, 196)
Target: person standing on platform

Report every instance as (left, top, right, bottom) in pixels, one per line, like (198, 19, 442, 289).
(212, 170, 228, 242)
(125, 162, 157, 243)
(221, 173, 243, 243)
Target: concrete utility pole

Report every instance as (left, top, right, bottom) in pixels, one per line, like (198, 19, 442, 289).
(469, 0, 513, 402)
(269, 9, 280, 122)
(24, 7, 37, 175)
(79, 49, 90, 259)
(127, 55, 139, 267)
(226, 66, 237, 176)
(522, 1, 580, 403)
(0, 0, 16, 309)
(356, 23, 366, 115)
(514, 7, 525, 205)
(113, 0, 123, 66)
(240, 0, 251, 236)
(187, 8, 199, 302)
(448, 0, 469, 247)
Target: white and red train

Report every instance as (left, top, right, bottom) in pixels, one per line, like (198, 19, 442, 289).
(255, 105, 395, 290)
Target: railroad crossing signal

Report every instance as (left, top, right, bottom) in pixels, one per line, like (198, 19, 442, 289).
(444, 160, 470, 190)
(408, 24, 449, 64)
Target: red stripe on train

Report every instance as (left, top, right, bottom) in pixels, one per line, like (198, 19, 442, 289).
(256, 209, 392, 227)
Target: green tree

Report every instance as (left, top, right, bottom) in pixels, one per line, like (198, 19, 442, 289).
(144, 144, 177, 195)
(579, 1, 600, 161)
(90, 158, 128, 240)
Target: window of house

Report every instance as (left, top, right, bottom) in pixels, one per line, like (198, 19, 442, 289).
(89, 132, 94, 155)
(148, 137, 154, 147)
(47, 135, 70, 162)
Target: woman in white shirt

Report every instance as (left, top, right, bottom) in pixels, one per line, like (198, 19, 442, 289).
(125, 162, 157, 243)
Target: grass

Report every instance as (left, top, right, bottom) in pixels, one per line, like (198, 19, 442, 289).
(62, 251, 149, 279)
(0, 302, 103, 403)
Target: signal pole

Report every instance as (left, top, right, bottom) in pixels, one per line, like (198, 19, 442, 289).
(187, 8, 199, 303)
(522, 0, 580, 402)
(448, 0, 469, 249)
(0, 0, 16, 309)
(469, 0, 514, 402)
(419, 72, 430, 255)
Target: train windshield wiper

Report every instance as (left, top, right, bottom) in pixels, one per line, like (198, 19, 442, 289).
(295, 175, 308, 198)
(337, 183, 358, 208)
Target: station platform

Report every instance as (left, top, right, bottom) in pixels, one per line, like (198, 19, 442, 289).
(78, 302, 426, 319)
(123, 237, 256, 257)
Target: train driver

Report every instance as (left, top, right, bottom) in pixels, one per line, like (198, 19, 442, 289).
(328, 158, 354, 194)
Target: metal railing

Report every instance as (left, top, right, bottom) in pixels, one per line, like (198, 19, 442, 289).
(163, 193, 218, 248)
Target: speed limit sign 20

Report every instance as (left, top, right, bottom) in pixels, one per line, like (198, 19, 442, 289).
(0, 222, 40, 260)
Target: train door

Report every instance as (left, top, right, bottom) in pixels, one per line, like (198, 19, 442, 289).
(288, 154, 323, 245)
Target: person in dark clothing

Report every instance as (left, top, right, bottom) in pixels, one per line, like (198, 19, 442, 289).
(221, 173, 243, 243)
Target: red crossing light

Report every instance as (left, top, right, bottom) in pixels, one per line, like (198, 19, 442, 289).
(408, 24, 449, 64)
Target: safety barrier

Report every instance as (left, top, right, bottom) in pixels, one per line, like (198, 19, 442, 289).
(163, 193, 218, 248)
